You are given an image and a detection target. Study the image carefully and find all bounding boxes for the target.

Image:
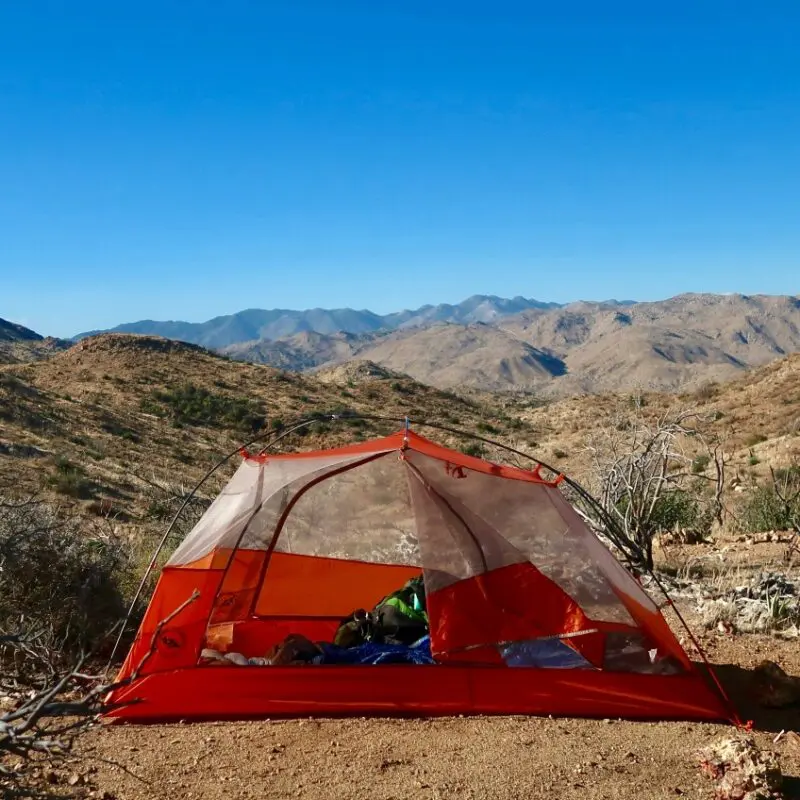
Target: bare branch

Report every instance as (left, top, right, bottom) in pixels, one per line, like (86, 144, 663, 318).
(582, 401, 726, 570)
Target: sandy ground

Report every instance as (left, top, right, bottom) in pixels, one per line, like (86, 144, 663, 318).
(73, 630, 800, 800)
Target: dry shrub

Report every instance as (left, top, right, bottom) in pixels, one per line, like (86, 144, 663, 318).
(0, 497, 136, 674)
(737, 466, 800, 534)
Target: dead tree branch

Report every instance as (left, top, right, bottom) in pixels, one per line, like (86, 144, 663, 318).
(583, 404, 725, 570)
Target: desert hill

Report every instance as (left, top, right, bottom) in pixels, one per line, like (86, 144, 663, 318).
(345, 293, 800, 395)
(328, 323, 567, 391)
(503, 292, 800, 395)
(222, 330, 379, 371)
(1, 332, 798, 538)
(0, 334, 540, 528)
(0, 317, 71, 364)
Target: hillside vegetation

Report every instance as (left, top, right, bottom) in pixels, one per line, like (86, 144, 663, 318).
(1, 333, 798, 539)
(0, 334, 541, 529)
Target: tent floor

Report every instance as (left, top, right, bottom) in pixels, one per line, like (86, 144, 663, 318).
(103, 664, 733, 724)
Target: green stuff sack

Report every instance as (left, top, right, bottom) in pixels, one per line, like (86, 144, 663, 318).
(372, 575, 428, 646)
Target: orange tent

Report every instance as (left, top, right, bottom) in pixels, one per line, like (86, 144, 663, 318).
(105, 430, 734, 723)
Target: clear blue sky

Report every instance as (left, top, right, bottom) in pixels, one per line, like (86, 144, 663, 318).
(2, 1, 799, 337)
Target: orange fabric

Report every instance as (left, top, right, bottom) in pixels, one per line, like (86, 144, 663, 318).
(209, 549, 267, 625)
(610, 585, 693, 669)
(115, 553, 424, 683)
(427, 562, 595, 660)
(115, 567, 223, 683)
(105, 664, 732, 723)
(244, 430, 559, 485)
(255, 552, 421, 617)
(241, 432, 402, 461)
(216, 618, 340, 655)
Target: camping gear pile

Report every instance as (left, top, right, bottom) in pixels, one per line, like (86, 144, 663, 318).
(199, 575, 435, 666)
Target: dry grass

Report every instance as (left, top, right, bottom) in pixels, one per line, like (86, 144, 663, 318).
(0, 335, 543, 532)
(1, 335, 798, 543)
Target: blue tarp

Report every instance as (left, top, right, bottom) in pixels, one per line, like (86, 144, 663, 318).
(316, 635, 436, 665)
(499, 638, 593, 669)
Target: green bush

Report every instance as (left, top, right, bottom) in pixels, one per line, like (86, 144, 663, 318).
(142, 384, 266, 432)
(615, 488, 703, 534)
(46, 457, 94, 499)
(460, 442, 485, 458)
(653, 490, 704, 531)
(691, 454, 711, 474)
(101, 419, 140, 442)
(390, 381, 414, 395)
(738, 471, 800, 533)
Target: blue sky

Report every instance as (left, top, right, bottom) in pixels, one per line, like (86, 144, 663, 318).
(1, 1, 799, 337)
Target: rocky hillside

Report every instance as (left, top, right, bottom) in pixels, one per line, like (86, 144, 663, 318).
(0, 318, 71, 364)
(222, 330, 379, 371)
(0, 334, 541, 527)
(503, 293, 800, 395)
(2, 332, 798, 537)
(337, 323, 567, 390)
(347, 294, 800, 395)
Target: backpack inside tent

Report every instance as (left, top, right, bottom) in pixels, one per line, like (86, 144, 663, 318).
(104, 429, 734, 723)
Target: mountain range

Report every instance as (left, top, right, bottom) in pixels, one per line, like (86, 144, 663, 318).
(182, 293, 800, 395)
(11, 291, 800, 395)
(75, 295, 567, 347)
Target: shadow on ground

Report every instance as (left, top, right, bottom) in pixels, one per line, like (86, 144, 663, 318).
(710, 662, 800, 733)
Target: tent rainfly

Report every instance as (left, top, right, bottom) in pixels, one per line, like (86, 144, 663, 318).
(105, 429, 735, 723)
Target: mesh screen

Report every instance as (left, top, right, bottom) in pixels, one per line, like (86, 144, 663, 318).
(405, 451, 637, 625)
(176, 439, 678, 672)
(276, 454, 420, 566)
(167, 452, 390, 566)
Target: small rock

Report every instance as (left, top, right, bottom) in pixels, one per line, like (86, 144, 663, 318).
(784, 731, 800, 758)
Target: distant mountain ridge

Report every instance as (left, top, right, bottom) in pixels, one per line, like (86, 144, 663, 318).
(222, 293, 800, 395)
(74, 295, 566, 347)
(12, 291, 800, 396)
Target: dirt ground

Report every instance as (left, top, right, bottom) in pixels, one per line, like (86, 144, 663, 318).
(76, 632, 800, 800)
(40, 539, 800, 799)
